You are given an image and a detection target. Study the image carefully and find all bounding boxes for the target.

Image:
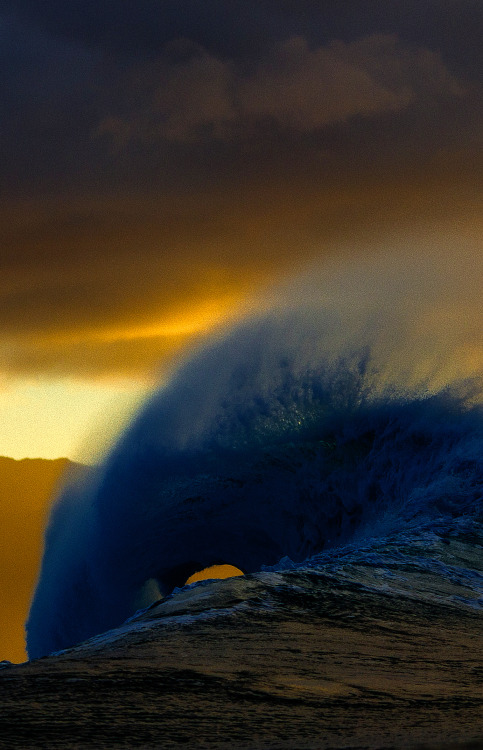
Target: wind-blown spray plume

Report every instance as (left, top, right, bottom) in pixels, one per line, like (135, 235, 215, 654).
(26, 249, 483, 659)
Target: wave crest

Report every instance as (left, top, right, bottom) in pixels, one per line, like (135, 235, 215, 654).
(26, 302, 483, 659)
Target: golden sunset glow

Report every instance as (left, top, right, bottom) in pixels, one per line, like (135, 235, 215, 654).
(0, 380, 148, 462)
(0, 0, 481, 664)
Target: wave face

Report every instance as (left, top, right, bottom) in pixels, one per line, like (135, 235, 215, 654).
(26, 272, 483, 659)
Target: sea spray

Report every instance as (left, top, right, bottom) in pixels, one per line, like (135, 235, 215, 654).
(27, 254, 483, 659)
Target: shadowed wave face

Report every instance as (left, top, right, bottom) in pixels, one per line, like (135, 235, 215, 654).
(26, 261, 483, 659)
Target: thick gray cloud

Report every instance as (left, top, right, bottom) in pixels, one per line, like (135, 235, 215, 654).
(0, 1, 481, 379)
(1, 1, 480, 190)
(3, 1, 482, 72)
(96, 33, 465, 143)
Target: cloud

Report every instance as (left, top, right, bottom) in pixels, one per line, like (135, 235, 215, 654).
(96, 34, 464, 143)
(238, 35, 412, 131)
(0, 189, 481, 382)
(98, 41, 237, 144)
(3, 1, 482, 74)
(1, 331, 193, 382)
(0, 3, 481, 383)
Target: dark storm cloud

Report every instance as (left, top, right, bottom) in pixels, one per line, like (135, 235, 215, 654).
(96, 33, 463, 144)
(3, 1, 483, 71)
(0, 1, 481, 379)
(2, 0, 275, 59)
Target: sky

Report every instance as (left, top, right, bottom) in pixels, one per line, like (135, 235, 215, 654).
(0, 0, 482, 460)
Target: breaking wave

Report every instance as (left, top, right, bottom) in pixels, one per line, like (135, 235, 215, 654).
(26, 259, 483, 659)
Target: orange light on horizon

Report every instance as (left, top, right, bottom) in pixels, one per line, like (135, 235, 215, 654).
(0, 458, 70, 664)
(186, 564, 244, 585)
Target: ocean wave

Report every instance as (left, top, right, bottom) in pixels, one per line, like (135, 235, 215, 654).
(26, 295, 483, 660)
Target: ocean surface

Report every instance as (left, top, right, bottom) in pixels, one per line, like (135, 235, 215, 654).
(2, 302, 482, 748)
